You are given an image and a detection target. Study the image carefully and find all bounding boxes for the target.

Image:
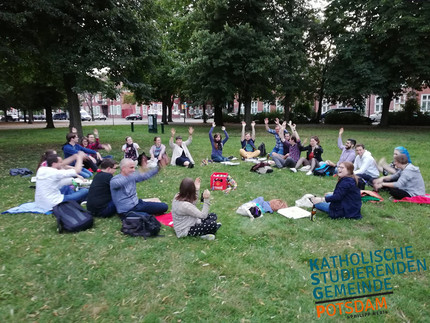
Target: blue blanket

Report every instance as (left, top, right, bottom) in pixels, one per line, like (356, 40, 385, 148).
(2, 202, 52, 215)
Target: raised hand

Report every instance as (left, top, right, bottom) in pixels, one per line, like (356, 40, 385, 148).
(194, 177, 201, 191)
(188, 127, 194, 135)
(242, 121, 246, 127)
(221, 126, 225, 131)
(275, 118, 280, 125)
(93, 128, 99, 136)
(339, 127, 344, 135)
(264, 118, 269, 124)
(251, 121, 255, 127)
(203, 189, 211, 199)
(171, 128, 176, 136)
(212, 122, 216, 128)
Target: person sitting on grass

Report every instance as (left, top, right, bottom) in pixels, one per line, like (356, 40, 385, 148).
(272, 121, 303, 169)
(209, 122, 234, 162)
(373, 154, 425, 200)
(35, 151, 89, 212)
(172, 177, 222, 240)
(264, 117, 286, 156)
(63, 132, 100, 178)
(311, 161, 362, 220)
(170, 127, 195, 168)
(377, 146, 411, 176)
(110, 158, 168, 219)
(80, 136, 99, 166)
(290, 136, 323, 175)
(239, 121, 260, 159)
(353, 144, 379, 189)
(122, 136, 140, 161)
(87, 128, 113, 163)
(87, 158, 118, 218)
(325, 127, 356, 173)
(149, 136, 169, 167)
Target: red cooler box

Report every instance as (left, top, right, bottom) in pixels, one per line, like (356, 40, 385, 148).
(210, 172, 228, 190)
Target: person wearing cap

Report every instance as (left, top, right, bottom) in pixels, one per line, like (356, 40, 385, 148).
(87, 158, 118, 218)
(169, 127, 195, 168)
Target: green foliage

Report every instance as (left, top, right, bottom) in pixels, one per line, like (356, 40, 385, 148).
(0, 125, 429, 321)
(388, 111, 430, 126)
(403, 97, 420, 117)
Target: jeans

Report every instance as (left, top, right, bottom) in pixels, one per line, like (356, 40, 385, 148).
(94, 201, 117, 218)
(272, 155, 295, 168)
(270, 146, 284, 157)
(314, 194, 333, 213)
(212, 154, 229, 162)
(62, 188, 89, 204)
(128, 199, 168, 216)
(80, 168, 93, 178)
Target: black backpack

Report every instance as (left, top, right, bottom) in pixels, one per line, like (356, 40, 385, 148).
(313, 163, 336, 176)
(121, 211, 162, 239)
(53, 200, 94, 233)
(258, 143, 266, 157)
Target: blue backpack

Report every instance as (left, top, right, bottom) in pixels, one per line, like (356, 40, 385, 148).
(53, 200, 94, 233)
(313, 163, 336, 176)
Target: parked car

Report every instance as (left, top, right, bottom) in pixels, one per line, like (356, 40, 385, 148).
(320, 108, 357, 124)
(80, 110, 91, 121)
(193, 113, 203, 119)
(53, 112, 68, 120)
(33, 114, 46, 120)
(369, 112, 381, 123)
(125, 113, 143, 120)
(94, 113, 107, 120)
(1, 114, 18, 122)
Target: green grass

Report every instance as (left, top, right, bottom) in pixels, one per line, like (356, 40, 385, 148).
(0, 123, 429, 322)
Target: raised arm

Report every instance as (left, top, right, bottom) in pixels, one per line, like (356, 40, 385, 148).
(222, 126, 229, 144)
(169, 128, 176, 148)
(288, 121, 300, 141)
(337, 128, 345, 150)
(264, 118, 270, 131)
(251, 121, 256, 141)
(241, 121, 246, 141)
(73, 151, 85, 174)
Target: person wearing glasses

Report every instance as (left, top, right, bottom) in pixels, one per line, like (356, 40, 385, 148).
(87, 159, 119, 218)
(310, 161, 362, 219)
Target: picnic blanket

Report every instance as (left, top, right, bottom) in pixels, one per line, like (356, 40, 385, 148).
(155, 212, 174, 227)
(393, 194, 430, 204)
(361, 190, 384, 203)
(2, 202, 52, 215)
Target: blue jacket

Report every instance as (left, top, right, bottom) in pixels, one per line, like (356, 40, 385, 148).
(325, 177, 362, 219)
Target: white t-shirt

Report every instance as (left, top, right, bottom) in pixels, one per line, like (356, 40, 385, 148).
(35, 167, 77, 211)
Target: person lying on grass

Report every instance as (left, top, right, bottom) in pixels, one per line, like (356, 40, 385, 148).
(373, 154, 425, 200)
(311, 161, 362, 220)
(172, 177, 222, 240)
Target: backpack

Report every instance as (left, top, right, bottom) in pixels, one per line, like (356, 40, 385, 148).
(313, 163, 336, 176)
(121, 211, 162, 239)
(53, 200, 94, 233)
(250, 162, 273, 174)
(258, 143, 266, 157)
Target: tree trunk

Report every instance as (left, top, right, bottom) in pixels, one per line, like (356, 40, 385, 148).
(214, 101, 223, 126)
(202, 103, 207, 123)
(28, 110, 34, 124)
(379, 93, 393, 127)
(283, 94, 291, 122)
(63, 73, 83, 136)
(162, 100, 168, 125)
(45, 106, 55, 128)
(244, 94, 252, 127)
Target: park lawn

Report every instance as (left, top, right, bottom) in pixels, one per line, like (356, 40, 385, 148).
(0, 123, 429, 322)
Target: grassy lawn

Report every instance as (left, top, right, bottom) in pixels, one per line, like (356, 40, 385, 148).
(0, 123, 429, 322)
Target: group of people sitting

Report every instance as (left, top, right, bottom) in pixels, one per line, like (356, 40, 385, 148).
(33, 122, 425, 239)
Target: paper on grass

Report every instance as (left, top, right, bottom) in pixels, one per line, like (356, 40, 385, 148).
(277, 206, 310, 219)
(220, 161, 240, 166)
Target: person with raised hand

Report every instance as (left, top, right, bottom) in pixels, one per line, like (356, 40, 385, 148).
(209, 122, 233, 162)
(272, 121, 303, 169)
(239, 121, 260, 159)
(170, 127, 195, 168)
(264, 117, 286, 157)
(172, 177, 221, 240)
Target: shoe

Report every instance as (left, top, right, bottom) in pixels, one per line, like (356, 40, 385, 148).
(241, 157, 246, 161)
(299, 165, 311, 172)
(216, 222, 222, 230)
(290, 168, 297, 173)
(306, 170, 313, 175)
(200, 234, 215, 240)
(80, 201, 87, 206)
(228, 156, 234, 160)
(230, 157, 238, 161)
(188, 163, 195, 169)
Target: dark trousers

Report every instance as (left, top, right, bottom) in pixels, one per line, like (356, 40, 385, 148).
(94, 201, 117, 218)
(129, 199, 168, 215)
(388, 188, 411, 200)
(187, 213, 219, 236)
(357, 174, 377, 190)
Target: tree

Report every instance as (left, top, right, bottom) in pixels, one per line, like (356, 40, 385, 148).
(185, 0, 276, 126)
(324, 0, 430, 126)
(0, 0, 160, 136)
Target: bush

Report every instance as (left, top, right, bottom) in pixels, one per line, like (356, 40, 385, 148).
(325, 112, 372, 125)
(388, 111, 430, 125)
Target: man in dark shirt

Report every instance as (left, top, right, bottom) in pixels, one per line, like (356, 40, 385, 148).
(87, 159, 118, 217)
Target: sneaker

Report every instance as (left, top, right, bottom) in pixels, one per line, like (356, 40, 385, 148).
(228, 156, 234, 160)
(216, 222, 222, 230)
(230, 157, 238, 161)
(306, 170, 313, 175)
(299, 165, 311, 172)
(188, 163, 195, 169)
(290, 168, 297, 173)
(200, 234, 215, 240)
